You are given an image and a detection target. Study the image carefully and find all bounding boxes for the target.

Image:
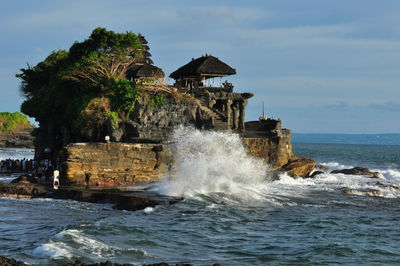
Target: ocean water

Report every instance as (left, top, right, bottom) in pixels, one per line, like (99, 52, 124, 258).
(1, 129, 400, 265)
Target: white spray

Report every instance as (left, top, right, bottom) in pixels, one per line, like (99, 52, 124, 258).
(156, 126, 272, 201)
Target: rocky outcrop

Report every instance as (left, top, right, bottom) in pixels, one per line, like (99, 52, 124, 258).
(59, 142, 173, 187)
(0, 128, 34, 148)
(0, 255, 28, 266)
(331, 167, 383, 178)
(242, 133, 292, 168)
(58, 118, 310, 186)
(0, 180, 48, 198)
(121, 94, 206, 141)
(342, 188, 382, 197)
(0, 176, 182, 212)
(51, 188, 182, 211)
(279, 156, 316, 177)
(10, 174, 37, 184)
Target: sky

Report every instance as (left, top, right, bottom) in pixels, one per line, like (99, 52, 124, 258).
(1, 0, 400, 133)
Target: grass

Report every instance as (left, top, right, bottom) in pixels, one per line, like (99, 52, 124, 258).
(0, 112, 32, 132)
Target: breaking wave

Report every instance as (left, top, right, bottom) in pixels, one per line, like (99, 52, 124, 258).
(32, 228, 148, 261)
(156, 126, 272, 202)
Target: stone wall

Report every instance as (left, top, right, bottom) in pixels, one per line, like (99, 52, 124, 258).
(59, 142, 173, 188)
(242, 129, 292, 168)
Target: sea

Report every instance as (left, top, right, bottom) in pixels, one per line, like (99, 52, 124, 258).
(1, 128, 400, 266)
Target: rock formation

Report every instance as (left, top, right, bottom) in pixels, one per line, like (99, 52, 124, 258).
(331, 167, 383, 178)
(0, 255, 28, 266)
(17, 39, 315, 186)
(59, 142, 173, 187)
(0, 127, 34, 148)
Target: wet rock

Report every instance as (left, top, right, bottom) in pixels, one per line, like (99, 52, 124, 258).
(0, 255, 28, 266)
(50, 188, 183, 212)
(342, 188, 382, 197)
(331, 167, 383, 178)
(0, 181, 48, 198)
(10, 174, 37, 184)
(374, 182, 400, 191)
(279, 156, 316, 177)
(307, 170, 324, 178)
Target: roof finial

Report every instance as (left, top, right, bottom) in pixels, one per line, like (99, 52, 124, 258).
(259, 101, 268, 121)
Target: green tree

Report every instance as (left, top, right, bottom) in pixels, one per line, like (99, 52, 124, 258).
(17, 27, 144, 140)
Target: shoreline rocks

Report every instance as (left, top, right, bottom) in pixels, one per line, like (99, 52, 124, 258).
(279, 156, 316, 177)
(0, 176, 182, 212)
(342, 188, 382, 197)
(331, 167, 383, 178)
(0, 255, 28, 266)
(0, 128, 34, 148)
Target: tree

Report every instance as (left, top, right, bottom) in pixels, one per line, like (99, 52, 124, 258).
(17, 27, 144, 140)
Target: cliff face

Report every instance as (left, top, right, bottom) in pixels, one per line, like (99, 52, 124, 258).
(0, 128, 34, 148)
(114, 94, 207, 141)
(59, 142, 173, 188)
(242, 134, 292, 168)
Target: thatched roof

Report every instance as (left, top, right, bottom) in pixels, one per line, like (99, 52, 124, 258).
(138, 33, 148, 44)
(126, 63, 164, 79)
(136, 57, 153, 65)
(142, 50, 151, 57)
(170, 55, 236, 79)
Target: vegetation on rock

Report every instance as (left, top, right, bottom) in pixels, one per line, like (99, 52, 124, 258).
(0, 112, 32, 132)
(16, 27, 144, 139)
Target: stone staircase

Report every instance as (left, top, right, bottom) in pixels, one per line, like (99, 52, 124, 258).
(196, 98, 228, 130)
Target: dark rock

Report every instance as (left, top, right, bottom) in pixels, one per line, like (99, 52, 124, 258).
(331, 167, 383, 178)
(10, 175, 37, 184)
(342, 188, 382, 197)
(307, 170, 324, 178)
(50, 187, 183, 212)
(0, 255, 28, 266)
(373, 182, 400, 191)
(0, 182, 48, 198)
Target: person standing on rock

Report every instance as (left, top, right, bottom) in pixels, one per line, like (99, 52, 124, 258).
(53, 170, 60, 190)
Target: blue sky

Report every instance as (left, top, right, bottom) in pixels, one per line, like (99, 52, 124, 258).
(1, 0, 400, 133)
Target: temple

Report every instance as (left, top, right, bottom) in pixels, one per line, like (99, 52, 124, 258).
(125, 34, 164, 84)
(169, 54, 253, 132)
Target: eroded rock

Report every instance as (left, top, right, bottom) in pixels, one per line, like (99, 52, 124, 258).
(279, 156, 316, 177)
(307, 170, 324, 178)
(331, 167, 383, 178)
(342, 188, 382, 197)
(0, 255, 28, 266)
(0, 181, 48, 198)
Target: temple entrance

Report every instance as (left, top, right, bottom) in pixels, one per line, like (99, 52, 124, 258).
(212, 99, 226, 112)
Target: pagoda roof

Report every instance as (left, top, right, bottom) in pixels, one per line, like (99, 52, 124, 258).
(137, 33, 148, 44)
(170, 55, 236, 79)
(126, 63, 164, 79)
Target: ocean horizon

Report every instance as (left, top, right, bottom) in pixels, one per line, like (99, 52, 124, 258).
(292, 133, 400, 146)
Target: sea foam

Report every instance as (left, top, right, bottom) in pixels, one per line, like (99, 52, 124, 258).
(156, 126, 272, 202)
